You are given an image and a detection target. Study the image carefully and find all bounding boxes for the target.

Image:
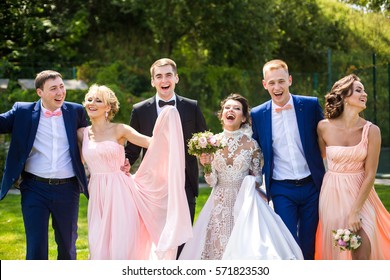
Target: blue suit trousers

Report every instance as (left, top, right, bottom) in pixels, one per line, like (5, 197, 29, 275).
(20, 178, 80, 260)
(270, 179, 319, 260)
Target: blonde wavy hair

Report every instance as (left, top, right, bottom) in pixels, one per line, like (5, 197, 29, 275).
(83, 84, 120, 121)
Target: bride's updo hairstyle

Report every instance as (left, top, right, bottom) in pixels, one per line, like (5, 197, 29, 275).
(218, 93, 251, 127)
(84, 84, 120, 121)
(325, 74, 360, 119)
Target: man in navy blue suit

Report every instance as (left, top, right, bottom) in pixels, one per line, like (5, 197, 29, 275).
(0, 70, 88, 259)
(251, 59, 325, 259)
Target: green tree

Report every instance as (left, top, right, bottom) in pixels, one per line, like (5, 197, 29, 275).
(110, 0, 278, 69)
(0, 0, 156, 72)
(274, 0, 349, 73)
(0, 0, 89, 78)
(176, 0, 278, 69)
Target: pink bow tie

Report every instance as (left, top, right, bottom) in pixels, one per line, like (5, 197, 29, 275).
(44, 110, 62, 118)
(275, 103, 292, 113)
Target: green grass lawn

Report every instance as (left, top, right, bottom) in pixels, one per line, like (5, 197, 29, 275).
(0, 194, 90, 260)
(0, 185, 388, 260)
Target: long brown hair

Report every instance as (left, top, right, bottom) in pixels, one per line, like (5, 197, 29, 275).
(325, 74, 360, 119)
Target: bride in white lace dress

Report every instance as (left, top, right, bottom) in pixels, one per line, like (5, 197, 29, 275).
(179, 93, 303, 260)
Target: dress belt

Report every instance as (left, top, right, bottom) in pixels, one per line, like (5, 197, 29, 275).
(273, 175, 313, 186)
(22, 171, 78, 185)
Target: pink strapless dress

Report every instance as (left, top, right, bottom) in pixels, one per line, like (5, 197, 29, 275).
(82, 106, 192, 260)
(315, 121, 390, 259)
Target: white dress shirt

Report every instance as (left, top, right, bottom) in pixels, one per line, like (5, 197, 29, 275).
(24, 105, 75, 178)
(271, 95, 311, 180)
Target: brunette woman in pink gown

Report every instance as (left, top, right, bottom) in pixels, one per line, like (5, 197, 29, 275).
(77, 84, 192, 260)
(315, 74, 390, 260)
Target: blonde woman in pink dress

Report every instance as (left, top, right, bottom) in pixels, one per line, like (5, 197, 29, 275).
(77, 84, 192, 260)
(315, 74, 390, 260)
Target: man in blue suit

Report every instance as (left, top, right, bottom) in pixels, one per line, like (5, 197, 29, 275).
(0, 70, 88, 259)
(251, 59, 325, 259)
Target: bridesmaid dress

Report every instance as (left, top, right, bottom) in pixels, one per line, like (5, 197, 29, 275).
(315, 121, 390, 259)
(82, 106, 192, 260)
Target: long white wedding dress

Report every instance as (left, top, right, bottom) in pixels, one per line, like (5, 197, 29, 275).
(179, 126, 303, 260)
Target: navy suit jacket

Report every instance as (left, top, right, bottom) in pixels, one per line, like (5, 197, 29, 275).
(0, 100, 88, 200)
(125, 94, 207, 199)
(251, 94, 325, 200)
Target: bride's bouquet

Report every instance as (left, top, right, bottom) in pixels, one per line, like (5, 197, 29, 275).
(187, 131, 226, 174)
(332, 228, 362, 251)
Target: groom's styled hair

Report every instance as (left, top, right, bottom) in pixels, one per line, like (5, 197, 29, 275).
(262, 59, 289, 78)
(150, 58, 178, 77)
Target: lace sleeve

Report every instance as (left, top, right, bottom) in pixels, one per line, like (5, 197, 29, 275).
(204, 163, 217, 187)
(250, 140, 263, 185)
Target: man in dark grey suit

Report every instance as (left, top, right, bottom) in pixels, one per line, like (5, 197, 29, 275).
(125, 58, 207, 227)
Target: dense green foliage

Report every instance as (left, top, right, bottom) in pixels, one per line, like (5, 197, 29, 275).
(0, 0, 390, 180)
(1, 0, 389, 130)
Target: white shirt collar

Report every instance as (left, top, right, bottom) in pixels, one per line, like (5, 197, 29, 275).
(40, 102, 62, 116)
(155, 94, 176, 103)
(272, 93, 293, 110)
(155, 94, 177, 115)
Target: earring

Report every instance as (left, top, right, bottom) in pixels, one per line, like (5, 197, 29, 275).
(105, 111, 109, 121)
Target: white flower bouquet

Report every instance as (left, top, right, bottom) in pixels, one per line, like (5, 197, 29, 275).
(332, 228, 362, 251)
(187, 131, 226, 174)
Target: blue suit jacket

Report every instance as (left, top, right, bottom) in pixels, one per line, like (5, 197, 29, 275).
(0, 100, 89, 200)
(251, 94, 325, 200)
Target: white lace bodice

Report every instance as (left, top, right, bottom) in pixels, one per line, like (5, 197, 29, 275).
(201, 127, 263, 259)
(204, 128, 263, 188)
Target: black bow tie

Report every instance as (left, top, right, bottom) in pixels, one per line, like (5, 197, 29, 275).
(158, 100, 175, 107)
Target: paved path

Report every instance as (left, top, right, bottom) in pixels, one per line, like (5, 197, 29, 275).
(375, 178, 390, 186)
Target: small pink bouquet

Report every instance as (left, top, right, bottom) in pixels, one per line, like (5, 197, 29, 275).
(332, 228, 362, 251)
(187, 131, 226, 174)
